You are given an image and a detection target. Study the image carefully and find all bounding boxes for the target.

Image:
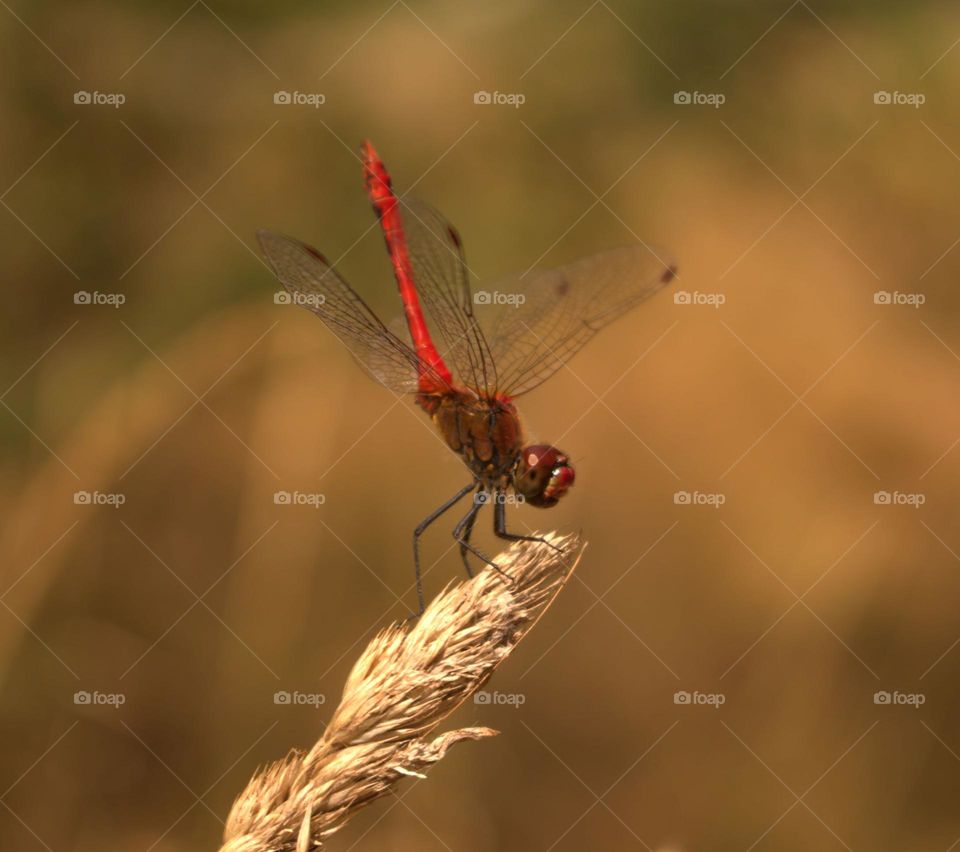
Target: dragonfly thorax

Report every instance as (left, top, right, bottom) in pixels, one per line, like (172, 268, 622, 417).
(419, 390, 524, 487)
(419, 390, 574, 505)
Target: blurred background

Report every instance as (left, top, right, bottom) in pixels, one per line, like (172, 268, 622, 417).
(2, 1, 960, 849)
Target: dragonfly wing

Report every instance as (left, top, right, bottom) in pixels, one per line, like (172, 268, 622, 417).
(399, 199, 498, 395)
(486, 245, 676, 397)
(258, 229, 436, 394)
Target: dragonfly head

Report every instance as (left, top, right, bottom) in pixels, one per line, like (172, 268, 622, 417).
(514, 445, 575, 508)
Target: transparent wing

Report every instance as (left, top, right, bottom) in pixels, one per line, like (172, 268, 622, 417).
(398, 199, 498, 395)
(258, 229, 449, 394)
(485, 245, 677, 396)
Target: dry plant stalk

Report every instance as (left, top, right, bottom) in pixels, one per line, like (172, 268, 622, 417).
(220, 532, 582, 852)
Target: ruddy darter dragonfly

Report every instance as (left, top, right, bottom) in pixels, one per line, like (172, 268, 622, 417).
(259, 141, 676, 613)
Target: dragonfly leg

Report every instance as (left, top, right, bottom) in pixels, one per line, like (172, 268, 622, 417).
(452, 491, 511, 583)
(413, 481, 477, 615)
(493, 489, 564, 553)
(452, 486, 484, 578)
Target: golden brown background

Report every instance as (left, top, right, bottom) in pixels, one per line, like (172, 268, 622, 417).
(2, 1, 959, 849)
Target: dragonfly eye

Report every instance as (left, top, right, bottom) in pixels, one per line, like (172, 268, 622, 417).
(515, 445, 575, 508)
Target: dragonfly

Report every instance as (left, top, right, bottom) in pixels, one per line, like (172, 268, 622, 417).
(258, 141, 676, 613)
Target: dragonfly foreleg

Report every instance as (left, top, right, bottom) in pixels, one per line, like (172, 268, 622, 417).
(493, 488, 564, 553)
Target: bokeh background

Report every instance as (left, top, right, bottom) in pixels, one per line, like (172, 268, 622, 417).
(2, 1, 960, 849)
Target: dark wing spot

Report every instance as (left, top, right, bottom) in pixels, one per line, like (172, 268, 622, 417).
(303, 244, 329, 264)
(553, 276, 570, 296)
(447, 225, 463, 250)
(661, 264, 677, 284)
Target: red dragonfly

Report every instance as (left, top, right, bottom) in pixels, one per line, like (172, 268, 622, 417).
(259, 141, 676, 613)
